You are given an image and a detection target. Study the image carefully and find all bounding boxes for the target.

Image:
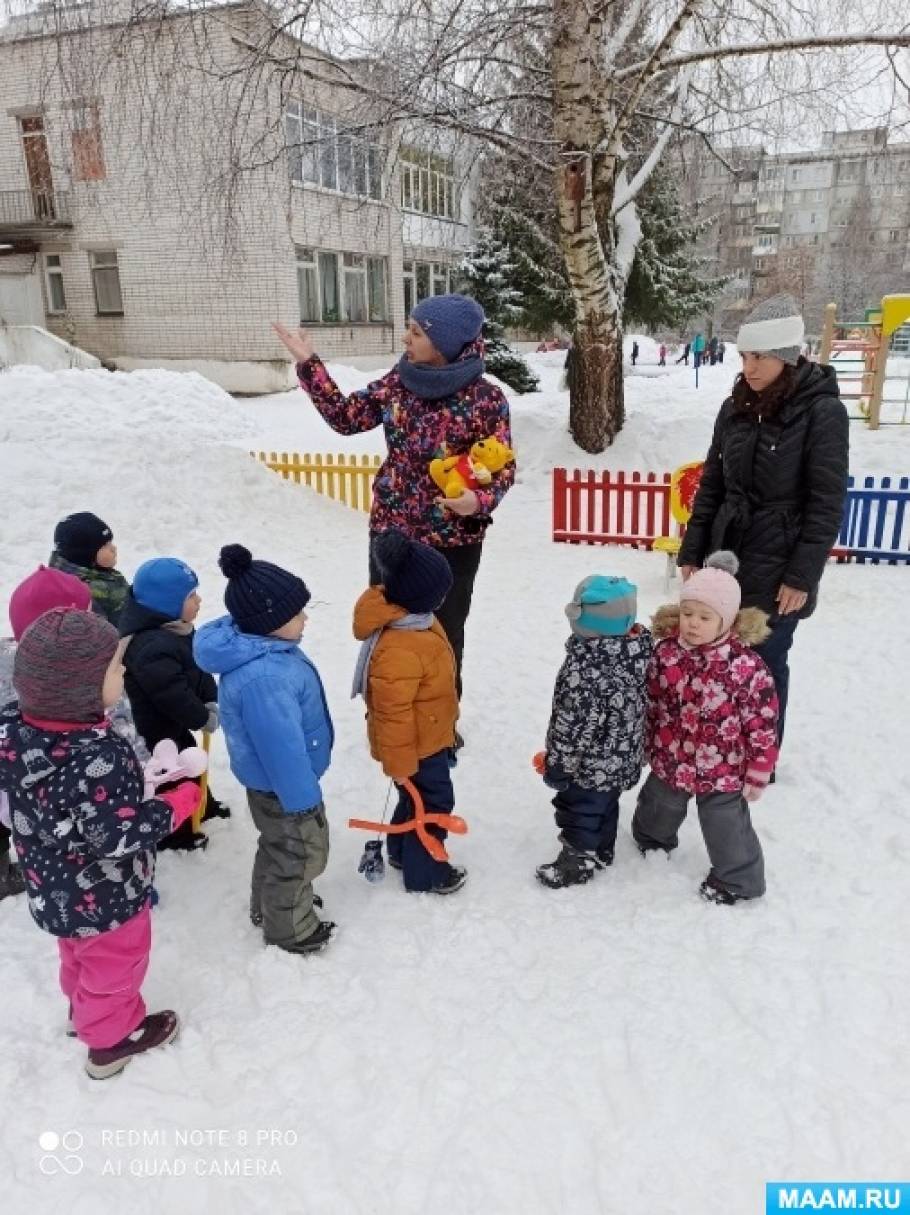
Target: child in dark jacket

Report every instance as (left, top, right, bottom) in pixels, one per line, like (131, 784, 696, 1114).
(120, 558, 229, 852)
(632, 552, 779, 904)
(0, 608, 199, 1079)
(49, 511, 129, 626)
(194, 545, 335, 954)
(535, 576, 653, 888)
(352, 530, 464, 895)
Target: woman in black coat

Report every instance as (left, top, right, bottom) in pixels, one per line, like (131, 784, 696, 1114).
(678, 294, 849, 746)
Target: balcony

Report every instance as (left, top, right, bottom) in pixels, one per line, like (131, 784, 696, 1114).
(0, 189, 72, 240)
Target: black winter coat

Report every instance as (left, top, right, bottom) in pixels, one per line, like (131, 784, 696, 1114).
(120, 594, 216, 752)
(678, 360, 849, 618)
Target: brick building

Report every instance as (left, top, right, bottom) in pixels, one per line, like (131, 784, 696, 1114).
(0, 1, 475, 390)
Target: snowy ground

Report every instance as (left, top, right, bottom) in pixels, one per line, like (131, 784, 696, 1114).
(1, 351, 909, 1215)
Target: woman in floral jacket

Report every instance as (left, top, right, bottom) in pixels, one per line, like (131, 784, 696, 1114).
(274, 294, 514, 707)
(632, 553, 779, 905)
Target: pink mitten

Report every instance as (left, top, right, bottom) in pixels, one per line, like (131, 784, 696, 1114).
(157, 781, 202, 830)
(143, 739, 208, 799)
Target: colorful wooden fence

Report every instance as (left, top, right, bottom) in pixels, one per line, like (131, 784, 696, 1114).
(252, 451, 382, 513)
(553, 468, 910, 565)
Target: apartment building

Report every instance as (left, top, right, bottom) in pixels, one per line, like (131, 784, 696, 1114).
(0, 1, 475, 390)
(680, 128, 910, 339)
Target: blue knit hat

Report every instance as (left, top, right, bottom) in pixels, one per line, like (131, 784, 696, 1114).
(565, 576, 637, 638)
(132, 557, 199, 621)
(372, 530, 453, 614)
(410, 294, 485, 362)
(218, 544, 310, 635)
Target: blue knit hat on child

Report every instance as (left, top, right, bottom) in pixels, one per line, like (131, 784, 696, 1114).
(410, 294, 485, 362)
(566, 575, 637, 638)
(132, 557, 199, 621)
(372, 530, 453, 614)
(218, 544, 310, 636)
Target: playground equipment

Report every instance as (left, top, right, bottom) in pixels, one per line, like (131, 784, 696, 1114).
(818, 294, 910, 429)
(651, 461, 704, 589)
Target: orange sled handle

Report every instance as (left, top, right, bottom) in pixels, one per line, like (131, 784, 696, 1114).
(348, 777, 467, 863)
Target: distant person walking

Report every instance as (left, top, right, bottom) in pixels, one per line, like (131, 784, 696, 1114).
(675, 343, 691, 366)
(631, 340, 639, 367)
(692, 333, 706, 370)
(658, 344, 667, 366)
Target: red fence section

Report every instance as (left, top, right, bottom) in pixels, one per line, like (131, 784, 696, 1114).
(553, 468, 673, 546)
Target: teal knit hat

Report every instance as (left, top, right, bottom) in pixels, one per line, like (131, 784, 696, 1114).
(566, 576, 637, 638)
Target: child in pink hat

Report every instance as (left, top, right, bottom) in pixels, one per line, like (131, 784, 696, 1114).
(632, 552, 780, 904)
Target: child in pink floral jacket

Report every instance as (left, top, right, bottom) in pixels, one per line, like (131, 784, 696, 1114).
(632, 551, 779, 904)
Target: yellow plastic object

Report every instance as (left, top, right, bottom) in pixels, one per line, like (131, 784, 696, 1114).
(881, 295, 910, 338)
(191, 732, 211, 833)
(652, 536, 682, 555)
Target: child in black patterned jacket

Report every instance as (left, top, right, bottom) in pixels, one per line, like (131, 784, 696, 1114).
(534, 576, 652, 888)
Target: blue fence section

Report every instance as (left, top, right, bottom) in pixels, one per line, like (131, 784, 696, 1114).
(838, 475, 910, 564)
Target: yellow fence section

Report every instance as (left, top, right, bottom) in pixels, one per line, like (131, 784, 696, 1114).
(251, 451, 383, 513)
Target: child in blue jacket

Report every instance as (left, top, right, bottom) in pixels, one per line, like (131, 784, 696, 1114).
(194, 544, 335, 954)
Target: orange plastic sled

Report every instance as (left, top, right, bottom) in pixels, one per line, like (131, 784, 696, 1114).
(348, 777, 468, 863)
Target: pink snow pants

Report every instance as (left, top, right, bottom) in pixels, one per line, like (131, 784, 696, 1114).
(57, 906, 151, 1049)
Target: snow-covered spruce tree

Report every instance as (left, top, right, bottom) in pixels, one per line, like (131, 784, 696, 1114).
(457, 232, 540, 394)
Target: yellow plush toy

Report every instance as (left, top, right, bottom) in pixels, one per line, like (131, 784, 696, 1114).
(429, 436, 515, 499)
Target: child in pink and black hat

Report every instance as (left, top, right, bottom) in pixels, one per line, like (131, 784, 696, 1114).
(0, 608, 200, 1078)
(632, 552, 780, 904)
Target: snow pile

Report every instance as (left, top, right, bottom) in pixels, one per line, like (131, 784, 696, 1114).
(1, 356, 909, 1215)
(0, 365, 254, 446)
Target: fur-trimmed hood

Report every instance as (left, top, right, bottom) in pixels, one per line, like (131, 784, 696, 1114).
(651, 603, 771, 647)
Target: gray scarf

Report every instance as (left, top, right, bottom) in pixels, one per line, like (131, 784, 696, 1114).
(351, 613, 434, 699)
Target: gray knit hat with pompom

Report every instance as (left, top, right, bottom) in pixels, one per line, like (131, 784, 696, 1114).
(736, 294, 804, 365)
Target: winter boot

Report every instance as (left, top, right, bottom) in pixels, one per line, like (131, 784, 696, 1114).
(283, 918, 336, 955)
(699, 875, 744, 906)
(430, 864, 467, 895)
(203, 793, 232, 821)
(636, 840, 671, 859)
(66, 1004, 77, 1038)
(0, 862, 26, 901)
(595, 845, 615, 867)
(85, 1010, 180, 1080)
(536, 844, 603, 889)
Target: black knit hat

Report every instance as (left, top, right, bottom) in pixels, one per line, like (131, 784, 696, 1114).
(218, 544, 310, 636)
(372, 530, 453, 614)
(53, 512, 114, 569)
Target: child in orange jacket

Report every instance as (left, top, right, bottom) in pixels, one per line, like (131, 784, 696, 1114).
(352, 530, 464, 894)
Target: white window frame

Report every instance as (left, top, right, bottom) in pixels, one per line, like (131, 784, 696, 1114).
(89, 249, 123, 315)
(285, 101, 383, 200)
(44, 252, 66, 313)
(295, 247, 389, 325)
(402, 259, 450, 313)
(400, 148, 457, 219)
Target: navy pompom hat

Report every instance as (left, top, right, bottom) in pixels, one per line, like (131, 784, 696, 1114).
(132, 557, 199, 621)
(410, 294, 485, 362)
(372, 530, 453, 614)
(218, 544, 310, 635)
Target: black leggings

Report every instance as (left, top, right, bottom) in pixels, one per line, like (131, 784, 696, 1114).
(369, 539, 483, 699)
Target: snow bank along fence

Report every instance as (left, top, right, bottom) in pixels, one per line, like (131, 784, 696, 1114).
(553, 467, 910, 565)
(252, 451, 382, 512)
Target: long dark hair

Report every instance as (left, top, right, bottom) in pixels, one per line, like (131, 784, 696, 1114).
(731, 357, 805, 418)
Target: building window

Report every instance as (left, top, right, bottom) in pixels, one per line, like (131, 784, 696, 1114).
(890, 229, 902, 243)
(285, 102, 383, 200)
(810, 213, 816, 224)
(44, 253, 66, 313)
(790, 168, 801, 182)
(367, 257, 388, 322)
(754, 257, 765, 270)
(295, 246, 320, 322)
(402, 259, 450, 314)
(70, 99, 105, 182)
(400, 147, 457, 219)
(89, 250, 122, 315)
(296, 248, 388, 324)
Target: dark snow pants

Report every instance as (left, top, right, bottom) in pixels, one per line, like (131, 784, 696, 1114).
(247, 791, 329, 950)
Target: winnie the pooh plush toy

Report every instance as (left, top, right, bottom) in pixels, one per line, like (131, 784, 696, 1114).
(429, 436, 515, 499)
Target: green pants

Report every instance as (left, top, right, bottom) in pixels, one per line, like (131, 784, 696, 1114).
(247, 791, 330, 951)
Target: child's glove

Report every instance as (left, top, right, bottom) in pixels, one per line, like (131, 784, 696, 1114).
(203, 702, 220, 734)
(743, 767, 771, 803)
(532, 751, 547, 775)
(358, 839, 385, 883)
(157, 781, 201, 829)
(743, 784, 763, 803)
(534, 750, 571, 792)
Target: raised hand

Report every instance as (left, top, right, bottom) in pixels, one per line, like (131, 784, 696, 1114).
(272, 322, 315, 364)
